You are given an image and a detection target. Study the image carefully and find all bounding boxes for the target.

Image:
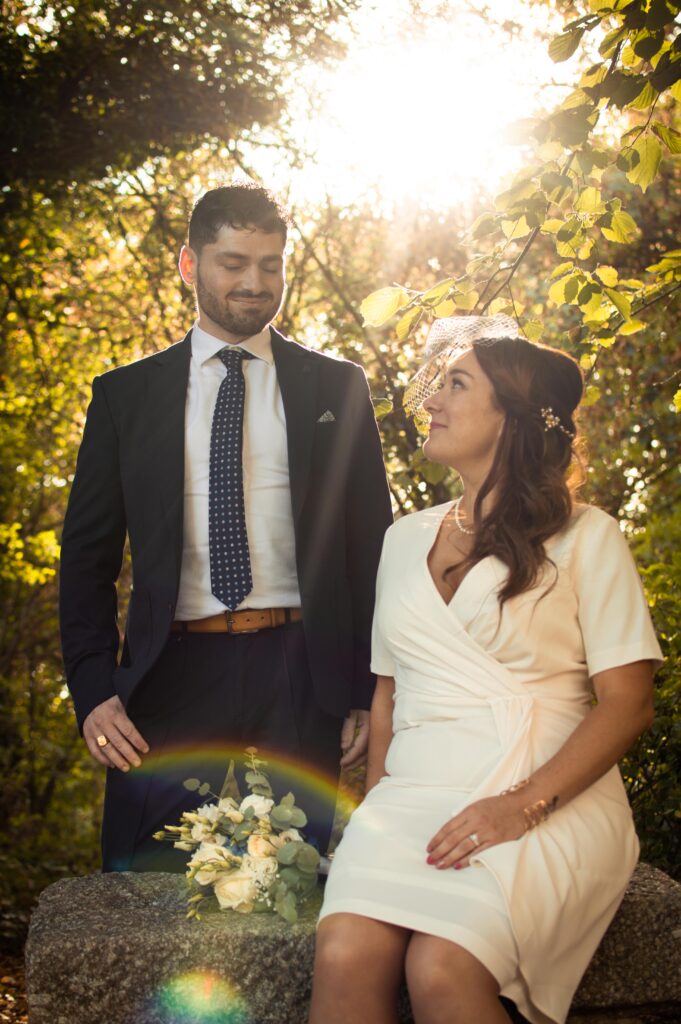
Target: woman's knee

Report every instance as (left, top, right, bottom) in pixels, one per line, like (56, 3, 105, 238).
(406, 935, 499, 1005)
(314, 914, 408, 982)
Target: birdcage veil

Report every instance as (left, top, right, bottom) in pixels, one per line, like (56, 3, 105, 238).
(403, 314, 521, 418)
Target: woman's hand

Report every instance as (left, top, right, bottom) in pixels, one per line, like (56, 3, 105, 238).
(426, 795, 526, 870)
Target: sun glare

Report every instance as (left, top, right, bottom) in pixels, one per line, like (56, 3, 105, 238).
(275, 1, 565, 209)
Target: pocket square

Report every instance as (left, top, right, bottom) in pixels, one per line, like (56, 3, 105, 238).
(317, 410, 336, 423)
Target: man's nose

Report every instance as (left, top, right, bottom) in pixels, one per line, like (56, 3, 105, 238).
(240, 264, 267, 293)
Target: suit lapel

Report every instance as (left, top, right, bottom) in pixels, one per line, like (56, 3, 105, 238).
(146, 330, 192, 573)
(271, 326, 319, 521)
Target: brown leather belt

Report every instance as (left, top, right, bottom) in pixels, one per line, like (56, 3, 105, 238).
(171, 607, 302, 635)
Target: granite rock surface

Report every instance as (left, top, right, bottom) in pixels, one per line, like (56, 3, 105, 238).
(25, 862, 681, 1024)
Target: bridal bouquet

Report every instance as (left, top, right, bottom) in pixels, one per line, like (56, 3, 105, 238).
(153, 748, 320, 923)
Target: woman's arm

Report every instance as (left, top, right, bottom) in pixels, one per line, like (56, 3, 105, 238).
(427, 659, 654, 869)
(365, 675, 395, 793)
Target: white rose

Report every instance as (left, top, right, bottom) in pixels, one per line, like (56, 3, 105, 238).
(278, 828, 303, 843)
(240, 794, 274, 818)
(243, 854, 278, 889)
(214, 867, 258, 911)
(247, 834, 278, 859)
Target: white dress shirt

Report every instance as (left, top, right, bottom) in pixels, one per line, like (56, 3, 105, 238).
(175, 322, 301, 619)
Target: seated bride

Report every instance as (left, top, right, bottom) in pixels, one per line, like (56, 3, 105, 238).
(309, 316, 662, 1024)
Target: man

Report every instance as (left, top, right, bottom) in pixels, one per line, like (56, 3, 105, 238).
(59, 183, 393, 871)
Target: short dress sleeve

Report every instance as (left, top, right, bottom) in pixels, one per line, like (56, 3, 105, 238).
(569, 507, 663, 677)
(370, 529, 397, 677)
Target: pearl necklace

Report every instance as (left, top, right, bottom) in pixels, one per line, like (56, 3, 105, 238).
(453, 496, 475, 536)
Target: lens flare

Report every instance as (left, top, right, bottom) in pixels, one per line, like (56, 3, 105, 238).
(153, 971, 249, 1024)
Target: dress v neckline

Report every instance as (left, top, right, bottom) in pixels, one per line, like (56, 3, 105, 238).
(425, 500, 491, 611)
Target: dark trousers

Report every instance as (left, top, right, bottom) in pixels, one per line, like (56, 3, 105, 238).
(101, 621, 344, 872)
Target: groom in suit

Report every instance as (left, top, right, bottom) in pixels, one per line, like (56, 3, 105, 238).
(59, 183, 392, 871)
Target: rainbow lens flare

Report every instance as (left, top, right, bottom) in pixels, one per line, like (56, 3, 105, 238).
(153, 971, 249, 1024)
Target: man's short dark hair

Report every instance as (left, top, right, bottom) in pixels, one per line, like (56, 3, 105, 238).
(188, 182, 290, 252)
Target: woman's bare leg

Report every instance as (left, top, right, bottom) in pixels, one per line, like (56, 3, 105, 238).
(309, 913, 411, 1024)
(406, 933, 512, 1024)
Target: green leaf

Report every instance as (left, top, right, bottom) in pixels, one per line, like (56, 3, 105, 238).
(395, 306, 421, 342)
(617, 319, 646, 335)
(582, 384, 602, 406)
(604, 287, 632, 320)
(487, 297, 514, 316)
(626, 135, 662, 192)
(277, 841, 300, 866)
(288, 807, 308, 828)
(520, 320, 543, 341)
(453, 290, 479, 311)
(574, 187, 606, 214)
(360, 286, 410, 327)
(270, 805, 293, 826)
(469, 213, 498, 239)
(549, 27, 585, 63)
(372, 397, 392, 420)
(421, 280, 453, 306)
(600, 209, 639, 243)
(651, 122, 681, 154)
(245, 771, 268, 786)
(594, 265, 619, 286)
(501, 216, 532, 241)
(549, 273, 579, 305)
(626, 80, 660, 111)
(198, 783, 210, 797)
(295, 843, 321, 873)
(183, 778, 201, 791)
(633, 31, 665, 62)
(549, 261, 574, 280)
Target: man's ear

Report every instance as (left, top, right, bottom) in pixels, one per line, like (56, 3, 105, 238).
(178, 244, 197, 286)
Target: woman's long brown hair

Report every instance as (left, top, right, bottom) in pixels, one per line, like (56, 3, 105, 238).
(447, 336, 584, 606)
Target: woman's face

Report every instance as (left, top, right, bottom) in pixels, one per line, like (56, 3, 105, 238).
(422, 348, 506, 478)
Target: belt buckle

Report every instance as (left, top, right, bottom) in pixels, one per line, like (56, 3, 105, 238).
(225, 610, 259, 635)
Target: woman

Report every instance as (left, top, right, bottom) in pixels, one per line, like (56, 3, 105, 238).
(309, 323, 662, 1024)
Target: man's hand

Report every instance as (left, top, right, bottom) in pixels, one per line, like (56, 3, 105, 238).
(340, 709, 370, 769)
(83, 695, 149, 772)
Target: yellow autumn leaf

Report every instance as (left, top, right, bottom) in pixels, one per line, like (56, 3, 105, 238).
(360, 287, 410, 327)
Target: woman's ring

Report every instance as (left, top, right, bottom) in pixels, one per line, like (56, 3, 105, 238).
(96, 734, 109, 748)
(468, 832, 480, 847)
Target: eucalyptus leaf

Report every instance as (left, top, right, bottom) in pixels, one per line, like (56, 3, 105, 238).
(183, 778, 201, 792)
(277, 841, 301, 865)
(289, 808, 308, 828)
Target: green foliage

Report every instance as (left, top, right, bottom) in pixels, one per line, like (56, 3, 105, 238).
(362, 0, 681, 360)
(623, 539, 681, 878)
(0, 0, 358, 192)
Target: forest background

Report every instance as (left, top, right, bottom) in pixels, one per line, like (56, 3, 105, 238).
(0, 0, 679, 956)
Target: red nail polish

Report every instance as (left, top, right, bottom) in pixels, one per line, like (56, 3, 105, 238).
(454, 863, 461, 870)
(426, 855, 435, 865)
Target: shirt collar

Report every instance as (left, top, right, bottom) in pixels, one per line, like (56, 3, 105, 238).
(191, 321, 274, 367)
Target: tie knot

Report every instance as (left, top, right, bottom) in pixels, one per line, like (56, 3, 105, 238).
(217, 346, 254, 369)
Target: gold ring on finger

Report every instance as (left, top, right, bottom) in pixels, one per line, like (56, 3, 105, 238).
(96, 734, 109, 748)
(468, 832, 480, 847)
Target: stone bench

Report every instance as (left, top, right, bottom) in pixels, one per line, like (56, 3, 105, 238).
(25, 862, 681, 1023)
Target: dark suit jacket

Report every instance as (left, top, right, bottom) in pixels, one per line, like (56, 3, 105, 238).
(59, 326, 393, 731)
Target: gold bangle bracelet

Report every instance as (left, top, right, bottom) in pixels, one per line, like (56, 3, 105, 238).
(500, 778, 530, 796)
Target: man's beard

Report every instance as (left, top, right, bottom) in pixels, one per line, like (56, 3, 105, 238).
(196, 270, 279, 338)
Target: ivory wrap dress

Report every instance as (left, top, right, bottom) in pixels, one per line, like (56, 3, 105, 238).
(319, 503, 662, 1024)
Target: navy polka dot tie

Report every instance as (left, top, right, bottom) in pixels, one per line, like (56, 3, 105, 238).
(209, 347, 254, 610)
